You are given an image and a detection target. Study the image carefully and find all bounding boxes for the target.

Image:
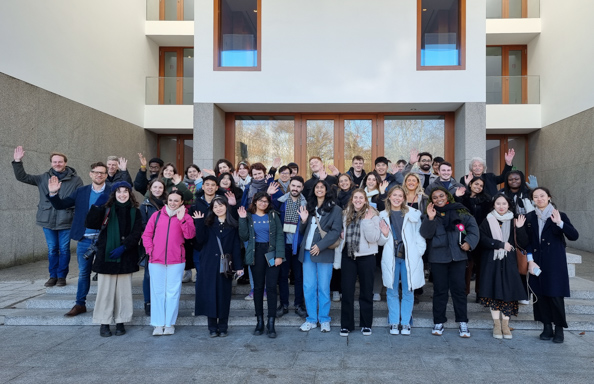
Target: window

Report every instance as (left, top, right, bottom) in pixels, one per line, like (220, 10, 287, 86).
(158, 135, 194, 172)
(234, 116, 295, 167)
(486, 46, 529, 104)
(214, 0, 261, 70)
(158, 47, 194, 105)
(417, 0, 466, 70)
(486, 134, 529, 176)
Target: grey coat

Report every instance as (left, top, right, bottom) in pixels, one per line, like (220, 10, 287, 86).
(298, 205, 343, 264)
(13, 161, 83, 230)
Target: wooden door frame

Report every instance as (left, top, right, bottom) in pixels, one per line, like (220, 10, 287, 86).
(159, 47, 192, 105)
(486, 134, 529, 175)
(157, 134, 194, 172)
(159, 0, 186, 20)
(487, 45, 527, 104)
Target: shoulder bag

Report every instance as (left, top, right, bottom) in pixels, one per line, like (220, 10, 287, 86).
(138, 211, 161, 267)
(217, 236, 234, 278)
(315, 216, 341, 250)
(514, 224, 528, 275)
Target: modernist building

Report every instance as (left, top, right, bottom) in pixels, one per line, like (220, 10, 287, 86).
(0, 0, 592, 266)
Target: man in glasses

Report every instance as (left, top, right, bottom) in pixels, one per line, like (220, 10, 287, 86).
(403, 150, 439, 192)
(47, 162, 111, 317)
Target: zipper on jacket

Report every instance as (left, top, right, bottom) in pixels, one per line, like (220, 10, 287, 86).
(164, 216, 173, 265)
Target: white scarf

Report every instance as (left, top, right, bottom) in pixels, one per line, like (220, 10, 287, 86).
(486, 210, 514, 260)
(535, 203, 554, 239)
(165, 206, 181, 218)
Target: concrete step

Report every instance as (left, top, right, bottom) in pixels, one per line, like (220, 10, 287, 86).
(4, 308, 594, 331)
(23, 293, 594, 315)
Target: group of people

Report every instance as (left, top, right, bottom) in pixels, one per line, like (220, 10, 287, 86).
(12, 145, 579, 343)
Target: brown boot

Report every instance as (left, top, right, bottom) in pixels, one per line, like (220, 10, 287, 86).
(492, 319, 503, 339)
(64, 304, 87, 317)
(502, 318, 512, 339)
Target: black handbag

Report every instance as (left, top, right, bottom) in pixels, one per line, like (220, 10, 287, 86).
(217, 237, 234, 278)
(138, 211, 161, 267)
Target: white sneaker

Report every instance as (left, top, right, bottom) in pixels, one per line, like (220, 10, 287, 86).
(163, 326, 175, 335)
(459, 322, 471, 338)
(361, 327, 372, 336)
(373, 293, 381, 302)
(320, 322, 331, 332)
(182, 270, 192, 283)
(244, 289, 254, 301)
(432, 323, 444, 336)
(389, 324, 400, 335)
(332, 291, 341, 302)
(300, 321, 317, 332)
(518, 299, 530, 305)
(401, 324, 411, 335)
(152, 326, 164, 336)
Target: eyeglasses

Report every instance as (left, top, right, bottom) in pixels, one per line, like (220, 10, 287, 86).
(419, 159, 432, 163)
(280, 172, 291, 176)
(90, 171, 107, 175)
(256, 199, 269, 204)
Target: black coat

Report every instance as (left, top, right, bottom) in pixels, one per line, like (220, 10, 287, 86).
(194, 219, 243, 319)
(459, 163, 512, 197)
(86, 204, 143, 275)
(420, 213, 479, 263)
(478, 218, 528, 302)
(525, 211, 579, 297)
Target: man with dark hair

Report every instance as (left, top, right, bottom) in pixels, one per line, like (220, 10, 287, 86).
(403, 150, 438, 191)
(47, 162, 111, 316)
(303, 156, 338, 199)
(12, 146, 84, 287)
(134, 153, 164, 195)
(269, 176, 308, 318)
(425, 161, 466, 198)
(346, 155, 367, 188)
(275, 165, 292, 194)
(106, 156, 133, 184)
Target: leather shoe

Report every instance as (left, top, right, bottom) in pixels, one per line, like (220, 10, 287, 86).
(209, 330, 219, 338)
(44, 278, 57, 287)
(276, 304, 288, 318)
(56, 278, 66, 287)
(144, 302, 151, 316)
(115, 323, 126, 336)
(295, 305, 307, 318)
(100, 324, 112, 337)
(92, 273, 98, 281)
(64, 304, 87, 317)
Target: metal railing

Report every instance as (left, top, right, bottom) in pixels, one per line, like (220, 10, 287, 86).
(146, 77, 193, 105)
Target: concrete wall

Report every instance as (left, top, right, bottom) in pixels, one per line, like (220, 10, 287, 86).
(528, 106, 594, 252)
(0, 0, 158, 127)
(0, 73, 157, 268)
(194, 0, 486, 105)
(455, 102, 487, 180)
(193, 103, 226, 169)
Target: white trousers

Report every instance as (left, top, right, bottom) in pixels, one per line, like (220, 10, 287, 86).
(149, 262, 185, 327)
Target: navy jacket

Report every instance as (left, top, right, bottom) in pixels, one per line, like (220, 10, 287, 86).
(47, 185, 110, 241)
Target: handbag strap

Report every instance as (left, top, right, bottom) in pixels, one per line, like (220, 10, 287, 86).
(315, 216, 327, 238)
(91, 207, 111, 246)
(513, 223, 526, 253)
(216, 236, 224, 256)
(147, 211, 161, 262)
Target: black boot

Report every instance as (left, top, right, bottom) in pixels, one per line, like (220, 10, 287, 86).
(539, 323, 554, 340)
(254, 315, 264, 336)
(267, 317, 277, 338)
(100, 324, 112, 337)
(553, 325, 564, 343)
(115, 323, 126, 336)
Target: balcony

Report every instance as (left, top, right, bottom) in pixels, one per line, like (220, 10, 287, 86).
(486, 0, 540, 45)
(486, 75, 540, 133)
(144, 77, 193, 132)
(146, 0, 194, 46)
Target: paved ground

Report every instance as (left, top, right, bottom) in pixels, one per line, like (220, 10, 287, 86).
(0, 248, 593, 383)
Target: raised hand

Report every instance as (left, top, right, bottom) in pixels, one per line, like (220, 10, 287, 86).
(551, 209, 562, 225)
(526, 175, 538, 190)
(298, 205, 309, 223)
(515, 214, 526, 228)
(328, 164, 340, 176)
(504, 148, 516, 166)
(379, 219, 390, 237)
(426, 202, 436, 220)
(464, 172, 473, 186)
(192, 211, 204, 220)
(391, 163, 399, 174)
(265, 173, 272, 182)
(237, 206, 247, 218)
(318, 168, 328, 180)
(176, 205, 186, 220)
(267, 182, 279, 196)
(172, 174, 182, 185)
(409, 149, 419, 164)
(14, 146, 25, 162)
(225, 191, 236, 206)
(455, 186, 466, 197)
(272, 157, 281, 169)
(118, 157, 128, 171)
(202, 168, 215, 176)
(48, 176, 62, 194)
(138, 153, 146, 167)
(379, 180, 390, 194)
(232, 171, 240, 184)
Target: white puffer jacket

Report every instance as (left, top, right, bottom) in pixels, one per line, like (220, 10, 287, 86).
(378, 208, 426, 291)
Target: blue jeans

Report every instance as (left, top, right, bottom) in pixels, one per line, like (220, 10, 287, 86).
(75, 238, 93, 306)
(302, 250, 333, 324)
(386, 257, 414, 326)
(42, 228, 71, 278)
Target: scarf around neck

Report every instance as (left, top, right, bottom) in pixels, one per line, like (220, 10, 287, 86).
(535, 203, 554, 239)
(165, 205, 182, 218)
(486, 210, 514, 260)
(248, 178, 267, 201)
(105, 200, 135, 263)
(345, 214, 362, 259)
(434, 202, 468, 232)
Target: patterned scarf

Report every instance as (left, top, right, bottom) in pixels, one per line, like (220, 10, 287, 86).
(535, 203, 554, 239)
(345, 215, 361, 259)
(283, 195, 303, 233)
(486, 210, 514, 260)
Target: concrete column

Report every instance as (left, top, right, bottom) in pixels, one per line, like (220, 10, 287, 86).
(454, 102, 486, 180)
(193, 103, 225, 169)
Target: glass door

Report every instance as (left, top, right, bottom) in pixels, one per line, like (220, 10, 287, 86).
(303, 117, 337, 170)
(341, 117, 375, 172)
(159, 47, 194, 105)
(486, 45, 527, 104)
(158, 134, 194, 173)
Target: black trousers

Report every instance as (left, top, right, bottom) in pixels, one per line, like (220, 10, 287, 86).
(341, 253, 375, 331)
(330, 269, 342, 293)
(431, 260, 468, 324)
(534, 296, 567, 328)
(250, 242, 280, 318)
(208, 317, 228, 332)
(278, 243, 304, 307)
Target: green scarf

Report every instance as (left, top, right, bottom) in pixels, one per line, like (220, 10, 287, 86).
(105, 201, 135, 263)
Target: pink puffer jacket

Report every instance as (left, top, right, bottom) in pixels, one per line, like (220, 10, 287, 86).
(141, 206, 196, 265)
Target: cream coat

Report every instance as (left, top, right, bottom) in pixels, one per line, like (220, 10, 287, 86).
(333, 214, 381, 269)
(378, 208, 426, 291)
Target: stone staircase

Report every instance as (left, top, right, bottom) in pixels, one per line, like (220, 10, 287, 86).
(4, 273, 594, 331)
